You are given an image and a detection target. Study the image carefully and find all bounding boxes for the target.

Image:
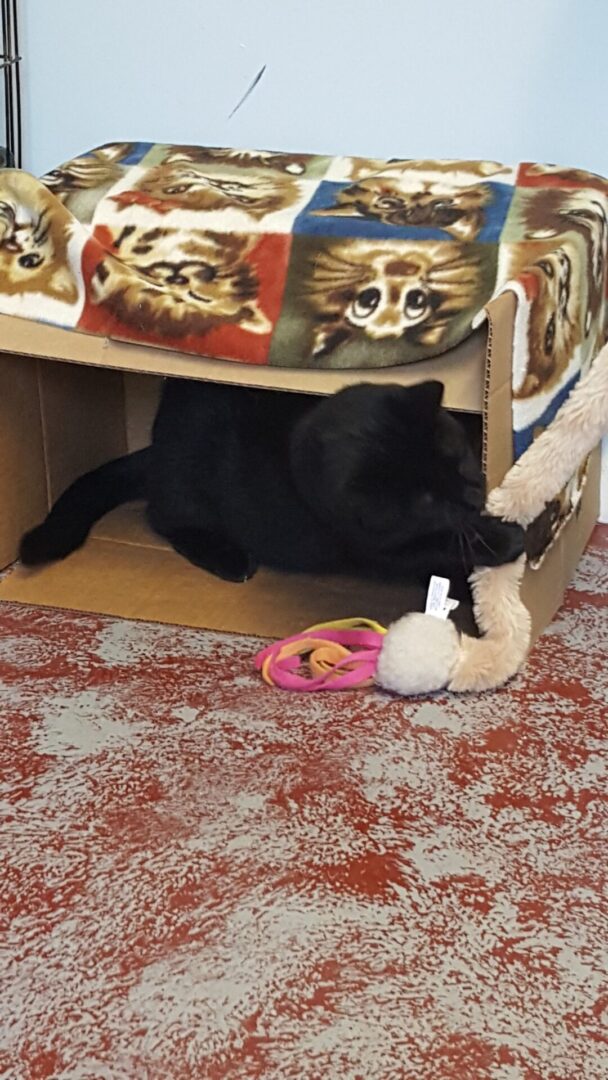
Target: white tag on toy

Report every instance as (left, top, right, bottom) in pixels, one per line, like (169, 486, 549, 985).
(425, 576, 459, 620)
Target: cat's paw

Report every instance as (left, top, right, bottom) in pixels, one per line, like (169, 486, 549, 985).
(19, 521, 82, 566)
(470, 518, 525, 567)
(167, 528, 258, 583)
(214, 552, 258, 583)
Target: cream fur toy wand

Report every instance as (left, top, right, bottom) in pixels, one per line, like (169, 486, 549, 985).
(256, 343, 608, 695)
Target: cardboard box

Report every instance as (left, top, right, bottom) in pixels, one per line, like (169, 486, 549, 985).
(0, 293, 599, 644)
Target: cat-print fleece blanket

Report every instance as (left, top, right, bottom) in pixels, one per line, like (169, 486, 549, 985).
(0, 144, 607, 555)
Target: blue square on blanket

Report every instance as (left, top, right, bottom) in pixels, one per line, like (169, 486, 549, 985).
(119, 142, 155, 165)
(294, 180, 514, 243)
(513, 372, 581, 459)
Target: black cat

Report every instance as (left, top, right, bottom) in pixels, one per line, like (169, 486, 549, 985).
(20, 379, 524, 588)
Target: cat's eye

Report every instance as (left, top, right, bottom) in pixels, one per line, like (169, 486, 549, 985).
(544, 314, 556, 354)
(195, 265, 216, 282)
(215, 180, 247, 194)
(352, 287, 381, 317)
(376, 196, 401, 209)
(18, 253, 43, 269)
(404, 288, 428, 317)
(165, 184, 190, 194)
(538, 259, 554, 278)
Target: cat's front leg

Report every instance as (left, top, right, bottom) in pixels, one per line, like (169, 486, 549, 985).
(163, 526, 258, 583)
(467, 516, 525, 567)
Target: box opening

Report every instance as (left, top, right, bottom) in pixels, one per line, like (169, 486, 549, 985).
(0, 358, 489, 638)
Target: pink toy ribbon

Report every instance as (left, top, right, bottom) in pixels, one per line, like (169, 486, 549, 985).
(255, 628, 384, 691)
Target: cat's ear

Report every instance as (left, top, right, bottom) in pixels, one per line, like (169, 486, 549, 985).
(311, 205, 363, 219)
(409, 379, 444, 412)
(50, 266, 79, 304)
(95, 143, 130, 163)
(311, 323, 351, 358)
(445, 212, 483, 242)
(239, 304, 272, 336)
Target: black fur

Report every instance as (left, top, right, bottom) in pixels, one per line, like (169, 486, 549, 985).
(20, 448, 150, 566)
(20, 379, 524, 587)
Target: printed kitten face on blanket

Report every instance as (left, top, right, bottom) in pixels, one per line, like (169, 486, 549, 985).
(512, 189, 608, 397)
(306, 239, 481, 358)
(41, 143, 133, 197)
(525, 189, 608, 329)
(512, 241, 583, 399)
(92, 226, 270, 338)
(314, 175, 490, 240)
(129, 161, 300, 218)
(0, 195, 78, 303)
(347, 158, 510, 181)
(164, 146, 309, 176)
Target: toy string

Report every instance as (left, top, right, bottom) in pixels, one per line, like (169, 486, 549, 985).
(255, 619, 387, 692)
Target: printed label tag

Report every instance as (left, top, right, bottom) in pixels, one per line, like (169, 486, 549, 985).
(443, 597, 460, 615)
(425, 576, 450, 618)
(425, 576, 459, 620)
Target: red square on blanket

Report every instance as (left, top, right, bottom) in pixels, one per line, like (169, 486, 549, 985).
(78, 230, 291, 367)
(517, 162, 608, 194)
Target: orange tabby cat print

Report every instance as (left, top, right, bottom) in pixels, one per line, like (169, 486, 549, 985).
(122, 161, 300, 218)
(91, 226, 271, 338)
(305, 239, 482, 358)
(512, 239, 584, 398)
(163, 146, 309, 176)
(347, 158, 511, 181)
(0, 177, 78, 303)
(41, 144, 134, 198)
(522, 188, 608, 339)
(314, 175, 491, 241)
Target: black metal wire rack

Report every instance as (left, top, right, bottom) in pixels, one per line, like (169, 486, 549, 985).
(1, 0, 21, 167)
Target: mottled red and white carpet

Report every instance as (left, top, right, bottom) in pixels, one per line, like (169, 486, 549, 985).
(1, 529, 607, 1080)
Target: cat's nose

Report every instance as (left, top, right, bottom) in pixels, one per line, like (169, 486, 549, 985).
(371, 311, 403, 334)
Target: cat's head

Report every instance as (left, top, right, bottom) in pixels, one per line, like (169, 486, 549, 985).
(307, 240, 481, 358)
(291, 381, 523, 571)
(514, 244, 582, 398)
(0, 201, 78, 302)
(132, 162, 299, 217)
(314, 177, 489, 239)
(92, 227, 271, 337)
(166, 147, 308, 175)
(42, 144, 131, 194)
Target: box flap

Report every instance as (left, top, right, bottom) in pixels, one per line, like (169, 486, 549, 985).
(0, 313, 486, 412)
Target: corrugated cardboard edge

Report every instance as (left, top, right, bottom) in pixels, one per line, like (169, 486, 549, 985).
(0, 311, 486, 411)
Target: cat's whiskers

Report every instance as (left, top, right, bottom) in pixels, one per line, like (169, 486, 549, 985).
(465, 522, 498, 558)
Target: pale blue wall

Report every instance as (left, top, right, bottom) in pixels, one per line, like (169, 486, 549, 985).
(21, 0, 608, 178)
